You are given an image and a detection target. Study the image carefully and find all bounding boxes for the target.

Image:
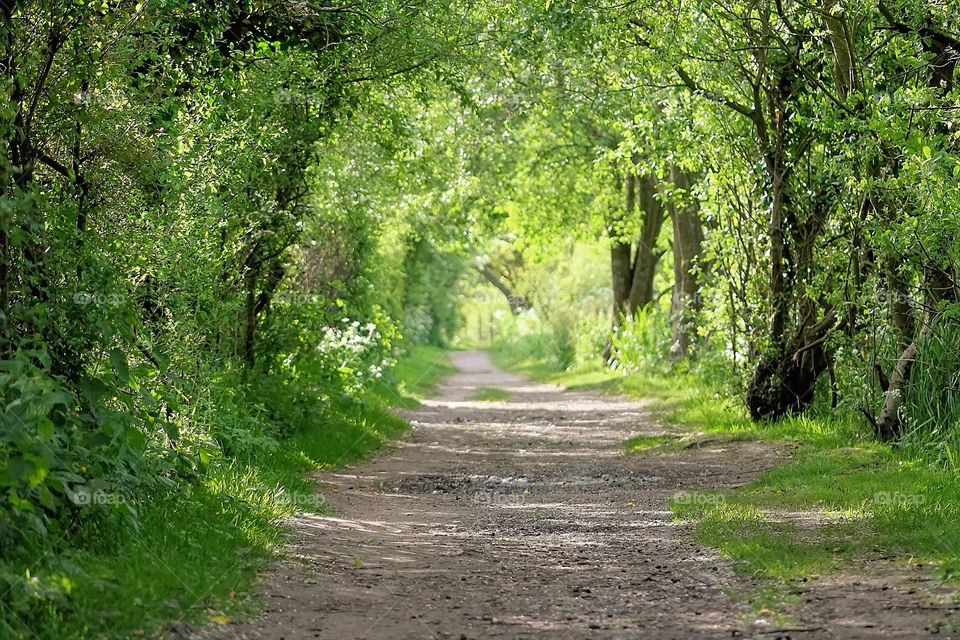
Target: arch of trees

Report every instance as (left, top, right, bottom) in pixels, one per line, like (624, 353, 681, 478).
(1, 1, 959, 633)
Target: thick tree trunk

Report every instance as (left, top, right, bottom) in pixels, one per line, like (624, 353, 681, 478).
(766, 152, 790, 353)
(667, 167, 704, 360)
(626, 174, 665, 313)
(610, 240, 632, 318)
(746, 147, 798, 420)
(746, 311, 835, 421)
(604, 172, 634, 362)
(743, 56, 836, 421)
(604, 170, 667, 363)
(609, 171, 635, 320)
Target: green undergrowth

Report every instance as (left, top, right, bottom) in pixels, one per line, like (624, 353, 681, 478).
(0, 346, 452, 640)
(491, 343, 960, 608)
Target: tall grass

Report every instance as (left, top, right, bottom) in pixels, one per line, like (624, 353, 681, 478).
(608, 307, 672, 372)
(901, 322, 960, 468)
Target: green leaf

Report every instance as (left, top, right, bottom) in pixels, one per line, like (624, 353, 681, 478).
(35, 418, 55, 441)
(110, 349, 130, 384)
(79, 376, 112, 404)
(37, 485, 55, 510)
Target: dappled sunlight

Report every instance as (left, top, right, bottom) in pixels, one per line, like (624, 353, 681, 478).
(200, 351, 785, 639)
(760, 508, 870, 526)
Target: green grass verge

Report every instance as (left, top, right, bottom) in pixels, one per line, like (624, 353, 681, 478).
(623, 434, 679, 453)
(491, 343, 960, 600)
(622, 432, 756, 454)
(672, 446, 960, 579)
(471, 387, 511, 402)
(1, 346, 453, 640)
(369, 345, 456, 408)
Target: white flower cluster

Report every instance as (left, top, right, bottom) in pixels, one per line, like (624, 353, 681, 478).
(319, 320, 379, 355)
(316, 319, 392, 395)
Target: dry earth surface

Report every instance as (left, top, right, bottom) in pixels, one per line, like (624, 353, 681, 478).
(198, 351, 959, 640)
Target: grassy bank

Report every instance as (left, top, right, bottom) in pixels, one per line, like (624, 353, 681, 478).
(1, 347, 453, 640)
(491, 344, 960, 601)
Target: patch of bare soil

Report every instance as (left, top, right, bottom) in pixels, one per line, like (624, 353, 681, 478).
(199, 351, 958, 639)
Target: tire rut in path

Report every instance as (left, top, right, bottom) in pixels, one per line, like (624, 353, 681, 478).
(201, 351, 957, 640)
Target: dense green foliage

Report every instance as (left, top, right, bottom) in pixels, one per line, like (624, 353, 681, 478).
(0, 1, 467, 635)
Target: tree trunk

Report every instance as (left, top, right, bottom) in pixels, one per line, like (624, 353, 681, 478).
(745, 64, 838, 420)
(610, 239, 632, 318)
(609, 171, 635, 321)
(746, 145, 798, 420)
(667, 167, 704, 360)
(874, 268, 958, 440)
(746, 315, 834, 421)
(242, 264, 258, 370)
(604, 170, 666, 363)
(875, 339, 919, 441)
(766, 150, 790, 353)
(604, 172, 634, 362)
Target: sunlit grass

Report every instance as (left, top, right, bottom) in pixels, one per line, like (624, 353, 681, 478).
(622, 434, 678, 453)
(623, 432, 755, 454)
(472, 387, 511, 402)
(370, 345, 455, 407)
(672, 445, 960, 581)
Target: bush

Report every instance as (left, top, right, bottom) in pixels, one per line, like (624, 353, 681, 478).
(0, 350, 152, 550)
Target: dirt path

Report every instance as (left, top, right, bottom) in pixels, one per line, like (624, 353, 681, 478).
(203, 351, 958, 640)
